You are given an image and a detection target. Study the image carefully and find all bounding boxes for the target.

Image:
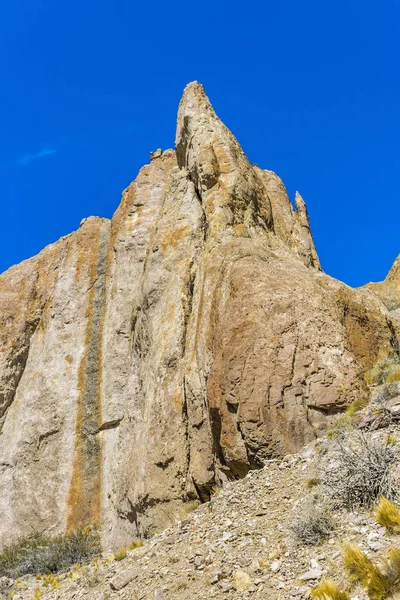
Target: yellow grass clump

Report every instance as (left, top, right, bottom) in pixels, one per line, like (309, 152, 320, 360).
(376, 497, 400, 532)
(128, 540, 144, 551)
(343, 543, 400, 600)
(304, 477, 321, 489)
(346, 399, 369, 417)
(113, 547, 127, 561)
(310, 579, 350, 599)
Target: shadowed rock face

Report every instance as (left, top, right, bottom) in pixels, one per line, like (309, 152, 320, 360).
(0, 82, 398, 549)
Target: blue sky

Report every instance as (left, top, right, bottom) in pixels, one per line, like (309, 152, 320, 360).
(0, 0, 399, 286)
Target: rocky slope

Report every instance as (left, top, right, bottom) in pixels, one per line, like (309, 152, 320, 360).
(0, 81, 399, 552)
(7, 405, 400, 600)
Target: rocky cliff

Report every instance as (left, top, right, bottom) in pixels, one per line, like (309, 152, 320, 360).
(0, 82, 399, 551)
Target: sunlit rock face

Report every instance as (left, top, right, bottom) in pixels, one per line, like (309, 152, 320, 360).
(0, 82, 398, 549)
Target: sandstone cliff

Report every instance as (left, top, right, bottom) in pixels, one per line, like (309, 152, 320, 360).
(0, 82, 398, 550)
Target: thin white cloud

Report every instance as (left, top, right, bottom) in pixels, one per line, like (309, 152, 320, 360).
(18, 147, 57, 166)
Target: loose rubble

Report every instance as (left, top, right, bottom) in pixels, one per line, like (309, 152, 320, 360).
(8, 416, 400, 600)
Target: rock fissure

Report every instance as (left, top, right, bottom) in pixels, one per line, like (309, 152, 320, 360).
(66, 224, 111, 531)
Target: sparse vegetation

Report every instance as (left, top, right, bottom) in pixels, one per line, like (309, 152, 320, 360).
(0, 528, 101, 579)
(290, 502, 334, 545)
(386, 434, 397, 445)
(304, 477, 320, 488)
(365, 351, 400, 386)
(113, 547, 127, 561)
(371, 382, 400, 409)
(322, 432, 399, 509)
(310, 579, 350, 600)
(32, 588, 43, 600)
(128, 539, 144, 551)
(42, 574, 60, 590)
(180, 500, 201, 517)
(343, 543, 400, 600)
(326, 415, 355, 440)
(376, 497, 400, 532)
(346, 398, 369, 417)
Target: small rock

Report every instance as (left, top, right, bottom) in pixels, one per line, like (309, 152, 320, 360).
(368, 540, 384, 551)
(270, 559, 282, 573)
(219, 581, 234, 593)
(0, 577, 14, 591)
(150, 148, 162, 160)
(310, 559, 321, 570)
(299, 568, 322, 581)
(210, 571, 222, 584)
(110, 568, 139, 590)
(233, 569, 252, 591)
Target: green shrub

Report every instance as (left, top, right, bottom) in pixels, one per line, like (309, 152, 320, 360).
(0, 528, 101, 579)
(365, 351, 400, 386)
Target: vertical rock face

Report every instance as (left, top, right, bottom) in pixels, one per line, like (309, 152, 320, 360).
(0, 219, 110, 546)
(0, 82, 399, 549)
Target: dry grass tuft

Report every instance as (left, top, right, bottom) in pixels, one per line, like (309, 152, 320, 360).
(128, 540, 144, 551)
(376, 497, 400, 532)
(113, 547, 127, 561)
(310, 579, 350, 600)
(346, 399, 369, 417)
(386, 434, 397, 445)
(343, 543, 400, 600)
(304, 478, 321, 489)
(343, 542, 377, 587)
(327, 415, 355, 440)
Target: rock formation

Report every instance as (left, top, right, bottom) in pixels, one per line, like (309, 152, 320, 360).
(0, 82, 398, 550)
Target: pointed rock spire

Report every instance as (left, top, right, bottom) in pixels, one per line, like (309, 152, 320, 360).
(294, 191, 321, 269)
(175, 82, 273, 237)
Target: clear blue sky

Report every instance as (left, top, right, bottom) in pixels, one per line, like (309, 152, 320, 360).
(1, 1, 399, 286)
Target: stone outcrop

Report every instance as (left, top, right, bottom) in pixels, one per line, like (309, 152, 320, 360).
(0, 82, 398, 550)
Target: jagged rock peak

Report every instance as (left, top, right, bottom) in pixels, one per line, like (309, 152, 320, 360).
(175, 82, 321, 270)
(176, 81, 274, 238)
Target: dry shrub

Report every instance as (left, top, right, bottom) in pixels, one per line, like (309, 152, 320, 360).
(322, 432, 399, 509)
(290, 502, 334, 545)
(0, 528, 101, 579)
(310, 579, 350, 600)
(376, 497, 400, 532)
